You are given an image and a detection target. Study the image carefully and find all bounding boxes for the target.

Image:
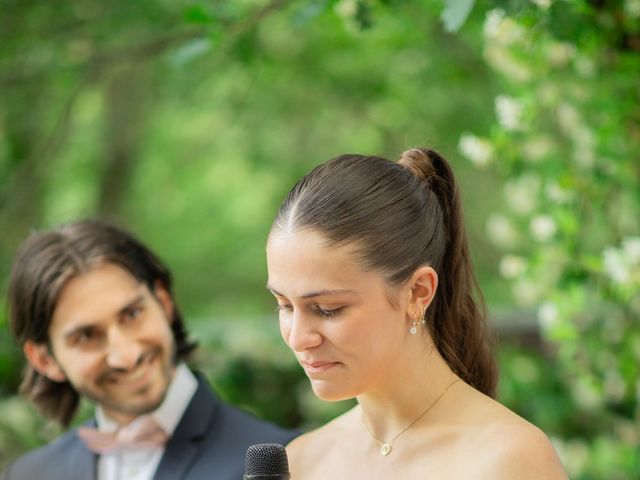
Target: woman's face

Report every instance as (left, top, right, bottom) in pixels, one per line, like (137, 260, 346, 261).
(266, 228, 413, 401)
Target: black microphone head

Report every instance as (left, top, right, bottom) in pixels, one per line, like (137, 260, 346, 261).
(244, 443, 290, 477)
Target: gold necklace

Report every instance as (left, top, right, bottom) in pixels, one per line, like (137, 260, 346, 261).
(361, 378, 460, 456)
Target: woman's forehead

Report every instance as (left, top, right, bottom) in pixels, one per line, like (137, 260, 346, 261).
(267, 229, 387, 296)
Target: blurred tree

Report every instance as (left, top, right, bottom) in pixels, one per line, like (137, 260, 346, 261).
(2, 1, 637, 478)
(0, 0, 501, 468)
(457, 2, 640, 478)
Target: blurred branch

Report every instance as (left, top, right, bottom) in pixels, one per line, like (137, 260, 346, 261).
(0, 29, 204, 88)
(224, 0, 292, 37)
(0, 0, 294, 88)
(0, 72, 90, 225)
(96, 65, 151, 218)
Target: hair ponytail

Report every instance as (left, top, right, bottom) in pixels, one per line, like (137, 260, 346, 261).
(398, 148, 497, 398)
(273, 147, 498, 398)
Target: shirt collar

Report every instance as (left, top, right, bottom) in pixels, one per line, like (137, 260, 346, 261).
(95, 363, 198, 436)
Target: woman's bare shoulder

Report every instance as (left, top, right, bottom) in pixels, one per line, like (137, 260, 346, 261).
(473, 421, 568, 479)
(451, 386, 567, 479)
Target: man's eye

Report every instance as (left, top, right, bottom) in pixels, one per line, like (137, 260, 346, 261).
(124, 306, 143, 320)
(74, 330, 98, 345)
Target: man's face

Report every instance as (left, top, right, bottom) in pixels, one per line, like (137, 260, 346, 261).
(32, 263, 177, 425)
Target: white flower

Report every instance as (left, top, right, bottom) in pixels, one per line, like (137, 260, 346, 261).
(572, 379, 602, 410)
(557, 102, 581, 134)
(512, 278, 540, 306)
(602, 246, 630, 283)
(545, 182, 573, 204)
(499, 255, 527, 279)
(483, 9, 506, 38)
(522, 136, 554, 163)
(531, 0, 552, 8)
(572, 128, 596, 168)
(484, 45, 532, 82)
(458, 133, 493, 168)
(538, 302, 559, 330)
(553, 438, 589, 476)
(530, 215, 557, 242)
(334, 0, 358, 17)
(574, 55, 596, 77)
(547, 42, 575, 66)
(504, 174, 541, 215)
(622, 237, 640, 264)
(486, 214, 519, 247)
(626, 0, 640, 17)
(538, 82, 560, 105)
(603, 370, 626, 402)
(495, 95, 523, 131)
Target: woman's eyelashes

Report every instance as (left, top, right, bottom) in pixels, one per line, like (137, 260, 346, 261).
(312, 305, 344, 318)
(275, 302, 345, 318)
(275, 303, 293, 313)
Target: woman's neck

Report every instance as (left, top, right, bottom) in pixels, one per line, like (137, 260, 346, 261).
(357, 334, 457, 442)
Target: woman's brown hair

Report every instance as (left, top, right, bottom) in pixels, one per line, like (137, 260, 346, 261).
(272, 148, 497, 397)
(8, 220, 198, 427)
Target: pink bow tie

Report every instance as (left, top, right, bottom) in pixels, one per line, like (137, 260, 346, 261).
(77, 416, 169, 454)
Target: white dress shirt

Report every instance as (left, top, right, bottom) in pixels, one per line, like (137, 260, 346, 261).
(95, 364, 198, 480)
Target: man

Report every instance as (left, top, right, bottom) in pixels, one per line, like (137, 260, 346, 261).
(2, 220, 297, 480)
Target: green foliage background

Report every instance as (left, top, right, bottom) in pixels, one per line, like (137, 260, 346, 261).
(1, 1, 638, 478)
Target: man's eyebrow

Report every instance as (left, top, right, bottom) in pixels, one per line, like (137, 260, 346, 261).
(62, 294, 146, 340)
(117, 294, 146, 315)
(266, 285, 356, 299)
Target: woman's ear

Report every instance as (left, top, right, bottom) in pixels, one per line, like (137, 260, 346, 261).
(407, 266, 438, 319)
(23, 341, 67, 382)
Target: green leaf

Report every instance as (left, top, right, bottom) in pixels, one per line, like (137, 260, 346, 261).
(184, 6, 212, 25)
(441, 0, 475, 33)
(168, 37, 213, 67)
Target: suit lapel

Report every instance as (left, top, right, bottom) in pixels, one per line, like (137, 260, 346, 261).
(153, 377, 219, 480)
(69, 428, 98, 479)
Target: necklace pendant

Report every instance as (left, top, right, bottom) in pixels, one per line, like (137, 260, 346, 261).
(380, 444, 392, 456)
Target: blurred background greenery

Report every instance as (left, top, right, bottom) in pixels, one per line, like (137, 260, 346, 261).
(1, 0, 638, 478)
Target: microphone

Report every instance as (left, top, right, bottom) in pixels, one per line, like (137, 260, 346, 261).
(244, 443, 291, 480)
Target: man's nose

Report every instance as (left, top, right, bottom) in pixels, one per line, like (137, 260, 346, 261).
(105, 328, 142, 370)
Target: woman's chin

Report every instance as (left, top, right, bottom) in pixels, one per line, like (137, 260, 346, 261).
(310, 380, 357, 402)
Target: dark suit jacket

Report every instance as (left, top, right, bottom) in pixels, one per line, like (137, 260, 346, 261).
(2, 377, 298, 480)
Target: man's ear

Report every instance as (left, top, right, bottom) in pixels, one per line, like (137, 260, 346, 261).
(23, 341, 67, 382)
(406, 265, 439, 320)
(153, 281, 175, 321)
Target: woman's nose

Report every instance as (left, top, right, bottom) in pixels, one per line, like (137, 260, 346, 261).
(284, 312, 323, 352)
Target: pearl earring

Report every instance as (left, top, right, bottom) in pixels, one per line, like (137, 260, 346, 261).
(410, 307, 426, 334)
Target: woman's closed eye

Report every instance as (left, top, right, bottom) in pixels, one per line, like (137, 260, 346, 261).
(275, 303, 293, 313)
(313, 305, 344, 318)
(275, 303, 344, 318)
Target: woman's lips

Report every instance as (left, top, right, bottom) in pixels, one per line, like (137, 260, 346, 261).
(300, 360, 340, 374)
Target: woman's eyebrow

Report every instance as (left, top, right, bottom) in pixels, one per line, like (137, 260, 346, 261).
(266, 286, 355, 299)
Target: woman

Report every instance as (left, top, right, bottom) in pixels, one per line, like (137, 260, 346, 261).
(266, 148, 567, 478)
